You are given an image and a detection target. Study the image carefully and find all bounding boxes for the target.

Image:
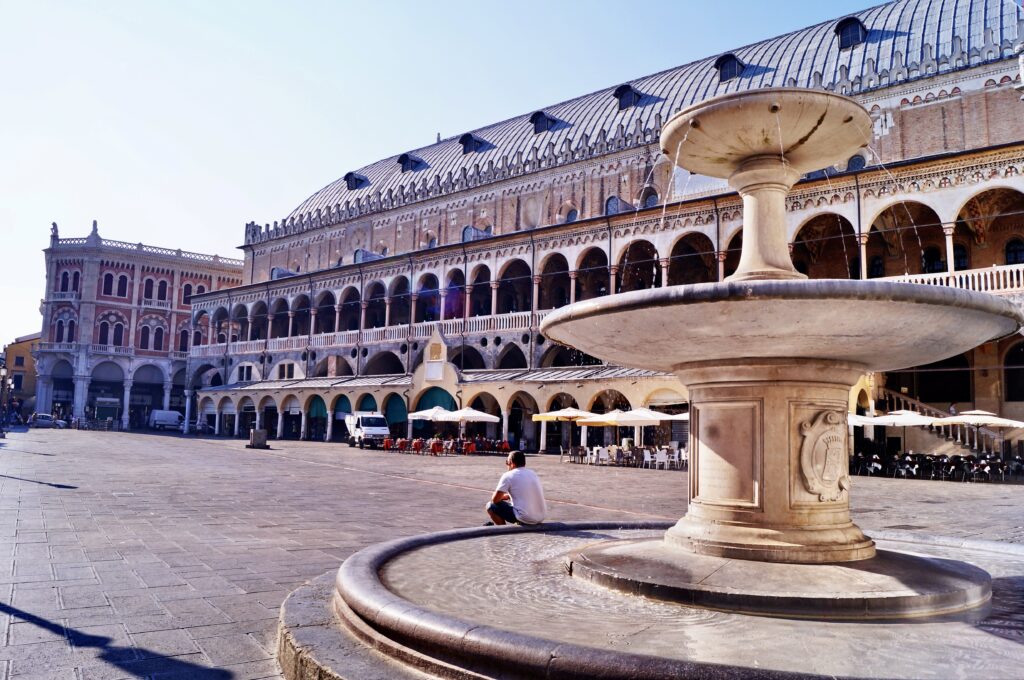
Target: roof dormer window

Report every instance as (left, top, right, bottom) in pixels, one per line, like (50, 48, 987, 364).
(459, 133, 486, 154)
(835, 17, 867, 50)
(612, 84, 643, 110)
(397, 153, 424, 173)
(529, 111, 558, 134)
(343, 172, 369, 190)
(714, 54, 745, 82)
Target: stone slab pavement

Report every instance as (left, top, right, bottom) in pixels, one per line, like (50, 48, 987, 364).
(0, 428, 1022, 678)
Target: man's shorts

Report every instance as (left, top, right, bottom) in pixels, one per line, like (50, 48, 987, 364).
(486, 500, 518, 524)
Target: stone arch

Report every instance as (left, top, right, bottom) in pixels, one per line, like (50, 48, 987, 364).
(791, 213, 858, 279)
(538, 253, 571, 310)
(507, 390, 540, 450)
(616, 239, 661, 292)
(268, 298, 290, 338)
(389, 276, 411, 325)
(338, 287, 362, 331)
(290, 294, 311, 336)
(415, 273, 440, 322)
(364, 351, 404, 376)
(888, 353, 972, 405)
(722, 229, 743, 278)
(667, 232, 716, 285)
(868, 201, 944, 275)
(469, 265, 492, 317)
(450, 345, 486, 371)
(466, 391, 502, 439)
(575, 247, 609, 301)
(364, 282, 387, 329)
(539, 344, 601, 368)
(954, 187, 1024, 256)
(381, 392, 408, 436)
(132, 364, 165, 384)
(444, 269, 466, 319)
(314, 291, 337, 334)
(250, 301, 269, 341)
(496, 343, 528, 370)
(496, 259, 532, 314)
(1004, 341, 1024, 402)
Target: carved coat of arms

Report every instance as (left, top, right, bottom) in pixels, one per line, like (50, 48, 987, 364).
(798, 410, 851, 502)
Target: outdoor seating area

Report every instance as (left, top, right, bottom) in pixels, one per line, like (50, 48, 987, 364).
(564, 444, 687, 470)
(852, 452, 1024, 483)
(380, 436, 512, 456)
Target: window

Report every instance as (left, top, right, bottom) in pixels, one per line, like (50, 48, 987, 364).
(459, 133, 486, 154)
(427, 237, 437, 249)
(183, 284, 193, 304)
(72, 272, 79, 292)
(157, 280, 168, 301)
(99, 322, 110, 345)
(140, 326, 150, 349)
(153, 327, 164, 351)
(12, 375, 22, 391)
(193, 330, 202, 347)
(1006, 239, 1024, 265)
(117, 275, 128, 297)
(14, 356, 23, 367)
(55, 320, 64, 343)
(343, 171, 369, 190)
(397, 153, 424, 172)
(67, 320, 75, 341)
(217, 333, 226, 344)
(605, 196, 621, 215)
(239, 365, 253, 381)
(196, 285, 206, 295)
(641, 188, 659, 209)
(868, 255, 885, 278)
(565, 209, 578, 224)
(954, 244, 969, 271)
(103, 273, 114, 295)
(612, 84, 643, 110)
(529, 111, 557, 134)
(277, 363, 295, 379)
(835, 17, 867, 50)
(715, 54, 745, 82)
(179, 330, 189, 352)
(462, 225, 492, 243)
(60, 272, 69, 292)
(143, 279, 154, 300)
(113, 323, 124, 347)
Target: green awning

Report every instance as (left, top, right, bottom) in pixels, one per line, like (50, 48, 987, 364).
(308, 396, 328, 418)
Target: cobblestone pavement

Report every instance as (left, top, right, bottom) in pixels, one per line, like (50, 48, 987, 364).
(0, 428, 1022, 678)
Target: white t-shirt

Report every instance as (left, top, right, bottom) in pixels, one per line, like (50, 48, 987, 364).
(495, 467, 547, 525)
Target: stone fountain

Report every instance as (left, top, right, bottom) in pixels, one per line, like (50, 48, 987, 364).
(277, 90, 1024, 679)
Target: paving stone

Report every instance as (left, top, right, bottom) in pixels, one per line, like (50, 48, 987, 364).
(129, 629, 200, 658)
(194, 633, 272, 665)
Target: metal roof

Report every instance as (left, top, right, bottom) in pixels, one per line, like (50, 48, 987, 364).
(284, 0, 1023, 224)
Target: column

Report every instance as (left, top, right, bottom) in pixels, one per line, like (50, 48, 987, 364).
(309, 308, 318, 336)
(531, 275, 541, 313)
(943, 225, 956, 275)
(208, 316, 215, 344)
(183, 390, 192, 434)
(501, 410, 509, 443)
(266, 314, 274, 339)
(36, 378, 53, 416)
(162, 381, 172, 410)
(659, 258, 670, 287)
(255, 408, 263, 431)
(490, 281, 499, 316)
(121, 379, 133, 429)
(464, 286, 472, 319)
(717, 251, 727, 281)
(407, 419, 413, 439)
(539, 420, 547, 453)
(326, 412, 334, 442)
(300, 409, 308, 441)
(287, 312, 295, 337)
(410, 294, 418, 325)
(858, 233, 869, 280)
(73, 376, 89, 419)
(581, 425, 588, 449)
(214, 409, 221, 436)
(248, 316, 256, 341)
(569, 272, 577, 304)
(438, 291, 447, 321)
(334, 304, 343, 333)
(384, 299, 392, 327)
(359, 302, 368, 331)
(276, 410, 285, 439)
(233, 412, 241, 437)
(609, 265, 619, 294)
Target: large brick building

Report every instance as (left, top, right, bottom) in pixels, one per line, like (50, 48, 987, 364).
(185, 0, 1024, 452)
(32, 222, 243, 428)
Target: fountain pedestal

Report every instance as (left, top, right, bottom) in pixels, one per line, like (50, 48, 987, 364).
(666, 360, 874, 563)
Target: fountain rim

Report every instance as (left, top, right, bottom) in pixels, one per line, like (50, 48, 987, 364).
(540, 279, 1024, 341)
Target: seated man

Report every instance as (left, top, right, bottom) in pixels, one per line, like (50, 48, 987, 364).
(485, 451, 547, 526)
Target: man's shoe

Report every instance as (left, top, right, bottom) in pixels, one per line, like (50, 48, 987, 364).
(482, 521, 495, 526)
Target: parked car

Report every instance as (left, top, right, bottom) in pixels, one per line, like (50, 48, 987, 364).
(29, 414, 65, 429)
(148, 410, 184, 431)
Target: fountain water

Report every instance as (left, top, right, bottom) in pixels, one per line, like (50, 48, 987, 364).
(278, 89, 1024, 679)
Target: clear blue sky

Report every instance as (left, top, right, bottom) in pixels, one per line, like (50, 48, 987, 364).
(0, 0, 871, 343)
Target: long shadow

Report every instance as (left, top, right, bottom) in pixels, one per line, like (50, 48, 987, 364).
(0, 474, 76, 489)
(0, 602, 232, 678)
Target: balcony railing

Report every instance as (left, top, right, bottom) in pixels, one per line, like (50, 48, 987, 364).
(90, 344, 134, 356)
(36, 342, 78, 352)
(49, 291, 79, 301)
(889, 263, 1024, 295)
(169, 351, 189, 360)
(141, 298, 172, 310)
(186, 310, 546, 359)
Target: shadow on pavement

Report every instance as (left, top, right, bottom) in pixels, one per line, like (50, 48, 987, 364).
(0, 474, 76, 489)
(0, 602, 232, 678)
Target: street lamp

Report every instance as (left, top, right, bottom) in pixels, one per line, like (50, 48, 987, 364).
(0, 365, 8, 435)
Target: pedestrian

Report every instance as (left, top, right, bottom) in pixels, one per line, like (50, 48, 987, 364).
(948, 402, 958, 416)
(484, 450, 547, 526)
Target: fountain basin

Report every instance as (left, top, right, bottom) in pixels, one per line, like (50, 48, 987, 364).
(540, 279, 1023, 373)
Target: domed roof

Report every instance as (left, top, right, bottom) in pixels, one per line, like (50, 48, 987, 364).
(280, 0, 1022, 229)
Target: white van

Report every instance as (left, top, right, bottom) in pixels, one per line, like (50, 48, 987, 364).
(148, 410, 184, 431)
(344, 411, 391, 448)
